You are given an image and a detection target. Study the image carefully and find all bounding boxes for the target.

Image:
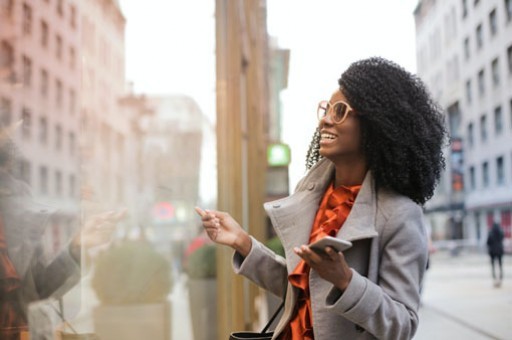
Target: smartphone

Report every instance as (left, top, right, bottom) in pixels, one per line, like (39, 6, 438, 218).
(309, 236, 352, 253)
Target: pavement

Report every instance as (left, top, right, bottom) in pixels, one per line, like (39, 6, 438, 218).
(414, 250, 511, 340)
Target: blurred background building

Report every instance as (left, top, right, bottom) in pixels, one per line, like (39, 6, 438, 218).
(415, 0, 512, 250)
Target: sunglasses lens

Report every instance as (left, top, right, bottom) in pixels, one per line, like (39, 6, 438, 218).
(317, 101, 329, 120)
(333, 102, 348, 123)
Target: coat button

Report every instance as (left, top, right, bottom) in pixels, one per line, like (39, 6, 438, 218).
(307, 183, 315, 190)
(273, 204, 280, 208)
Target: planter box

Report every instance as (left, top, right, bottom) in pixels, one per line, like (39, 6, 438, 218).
(93, 301, 171, 340)
(188, 278, 217, 340)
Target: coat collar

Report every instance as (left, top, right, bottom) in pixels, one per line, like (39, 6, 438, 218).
(264, 158, 378, 272)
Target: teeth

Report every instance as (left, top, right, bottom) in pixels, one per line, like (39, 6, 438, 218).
(321, 133, 336, 140)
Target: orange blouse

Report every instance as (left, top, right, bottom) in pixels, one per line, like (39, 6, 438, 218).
(283, 183, 361, 339)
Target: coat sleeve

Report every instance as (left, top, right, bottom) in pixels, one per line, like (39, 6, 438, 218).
(232, 236, 288, 298)
(325, 203, 427, 340)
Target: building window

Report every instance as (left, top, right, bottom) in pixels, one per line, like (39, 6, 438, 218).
(469, 166, 476, 190)
(0, 98, 12, 126)
(69, 46, 75, 69)
(464, 37, 470, 60)
(497, 156, 504, 185)
(39, 116, 47, 144)
(21, 108, 31, 139)
(22, 3, 32, 35)
(39, 166, 48, 195)
(477, 69, 485, 96)
(68, 131, 75, 156)
(56, 34, 62, 60)
(70, 4, 76, 29)
(476, 23, 483, 50)
(55, 170, 62, 196)
(491, 58, 500, 86)
(494, 106, 503, 134)
(506, 0, 512, 22)
(465, 79, 472, 103)
(69, 89, 75, 114)
(467, 122, 474, 147)
(41, 20, 49, 48)
(0, 41, 15, 84)
(474, 0, 480, 5)
(22, 55, 32, 87)
(55, 124, 62, 150)
(507, 45, 512, 75)
(40, 68, 48, 97)
(482, 161, 489, 187)
(56, 79, 62, 106)
(69, 174, 75, 198)
(462, 0, 468, 18)
(18, 159, 31, 185)
(510, 99, 512, 130)
(480, 114, 487, 142)
(57, 0, 63, 17)
(489, 9, 498, 36)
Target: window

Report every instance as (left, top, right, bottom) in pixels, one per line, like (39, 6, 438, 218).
(68, 131, 75, 156)
(482, 161, 489, 187)
(497, 156, 504, 185)
(40, 68, 48, 97)
(21, 108, 31, 139)
(469, 166, 476, 190)
(69, 174, 75, 198)
(70, 4, 77, 28)
(0, 41, 15, 83)
(476, 23, 483, 50)
(69, 89, 75, 114)
(494, 106, 503, 134)
(507, 44, 512, 74)
(22, 3, 32, 35)
(39, 116, 48, 144)
(69, 46, 75, 69)
(474, 0, 480, 5)
(491, 58, 500, 86)
(465, 79, 472, 103)
(57, 0, 63, 17)
(56, 79, 62, 106)
(462, 0, 468, 18)
(477, 69, 485, 96)
(467, 122, 474, 147)
(39, 166, 48, 195)
(464, 37, 470, 60)
(41, 20, 49, 48)
(56, 34, 62, 60)
(1, 0, 14, 17)
(22, 55, 32, 87)
(489, 9, 497, 36)
(55, 170, 62, 196)
(510, 99, 512, 130)
(18, 159, 31, 185)
(448, 102, 461, 137)
(55, 124, 62, 150)
(0, 98, 12, 126)
(506, 0, 512, 22)
(480, 114, 487, 141)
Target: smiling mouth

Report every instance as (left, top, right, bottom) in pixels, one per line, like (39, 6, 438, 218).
(320, 133, 337, 141)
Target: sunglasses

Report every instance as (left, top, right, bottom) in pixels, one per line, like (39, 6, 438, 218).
(317, 100, 353, 125)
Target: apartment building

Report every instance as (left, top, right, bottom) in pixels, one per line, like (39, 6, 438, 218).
(0, 0, 81, 251)
(414, 0, 512, 246)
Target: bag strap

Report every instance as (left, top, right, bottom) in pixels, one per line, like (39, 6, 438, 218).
(261, 301, 284, 334)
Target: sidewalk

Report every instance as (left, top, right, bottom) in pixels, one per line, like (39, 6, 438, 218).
(414, 251, 512, 340)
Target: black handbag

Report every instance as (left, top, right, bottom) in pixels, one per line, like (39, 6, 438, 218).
(229, 301, 284, 340)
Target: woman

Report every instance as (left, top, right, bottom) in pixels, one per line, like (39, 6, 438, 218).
(196, 57, 446, 339)
(487, 223, 504, 287)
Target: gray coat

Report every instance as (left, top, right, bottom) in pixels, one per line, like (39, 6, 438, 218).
(233, 158, 428, 339)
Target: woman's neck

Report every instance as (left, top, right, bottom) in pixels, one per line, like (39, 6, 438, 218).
(333, 159, 368, 187)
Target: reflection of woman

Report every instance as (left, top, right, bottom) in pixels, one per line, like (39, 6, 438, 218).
(0, 124, 124, 339)
(197, 57, 446, 339)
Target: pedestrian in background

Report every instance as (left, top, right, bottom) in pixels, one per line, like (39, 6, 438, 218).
(196, 57, 447, 339)
(487, 222, 504, 288)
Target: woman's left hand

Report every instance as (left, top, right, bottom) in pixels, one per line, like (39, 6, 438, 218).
(294, 245, 353, 292)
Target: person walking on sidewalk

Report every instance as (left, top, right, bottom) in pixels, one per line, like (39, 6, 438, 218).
(487, 223, 504, 288)
(196, 57, 446, 339)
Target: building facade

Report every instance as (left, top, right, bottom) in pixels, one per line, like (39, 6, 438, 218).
(415, 0, 512, 249)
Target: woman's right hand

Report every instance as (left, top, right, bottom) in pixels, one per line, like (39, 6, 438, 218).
(194, 207, 252, 257)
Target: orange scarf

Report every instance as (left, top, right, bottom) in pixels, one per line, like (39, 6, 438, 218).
(283, 183, 360, 339)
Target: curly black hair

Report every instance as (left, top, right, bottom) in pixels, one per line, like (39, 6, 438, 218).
(306, 57, 447, 205)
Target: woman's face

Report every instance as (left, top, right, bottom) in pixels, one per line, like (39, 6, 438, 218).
(318, 89, 364, 164)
